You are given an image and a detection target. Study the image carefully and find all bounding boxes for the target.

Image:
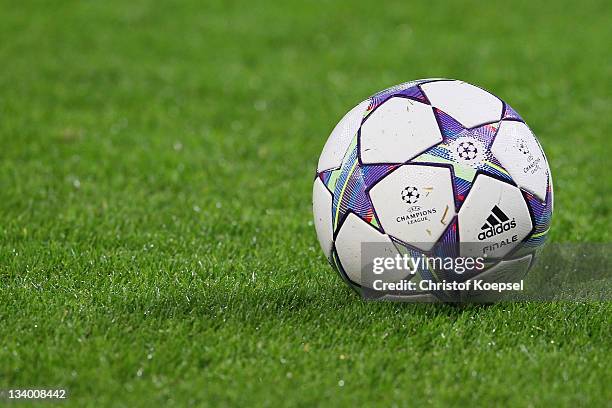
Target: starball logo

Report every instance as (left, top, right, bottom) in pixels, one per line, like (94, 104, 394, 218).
(401, 186, 420, 204)
(396, 186, 437, 224)
(516, 138, 530, 155)
(478, 205, 516, 240)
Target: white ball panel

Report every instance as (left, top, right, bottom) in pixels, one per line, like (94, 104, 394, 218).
(492, 120, 550, 201)
(312, 177, 334, 260)
(421, 80, 503, 128)
(317, 99, 370, 172)
(458, 175, 532, 258)
(368, 165, 456, 251)
(360, 97, 442, 164)
(472, 254, 532, 284)
(335, 213, 400, 287)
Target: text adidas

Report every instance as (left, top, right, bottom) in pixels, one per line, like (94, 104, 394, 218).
(478, 218, 517, 240)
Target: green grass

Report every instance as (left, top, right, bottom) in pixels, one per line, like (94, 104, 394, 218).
(1, 0, 611, 406)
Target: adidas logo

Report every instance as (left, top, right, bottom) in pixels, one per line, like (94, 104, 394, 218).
(478, 205, 517, 241)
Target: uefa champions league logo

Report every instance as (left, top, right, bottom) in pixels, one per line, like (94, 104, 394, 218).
(516, 138, 530, 155)
(450, 137, 485, 166)
(401, 186, 420, 204)
(456, 140, 478, 160)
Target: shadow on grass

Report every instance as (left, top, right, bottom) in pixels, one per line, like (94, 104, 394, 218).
(115, 281, 487, 327)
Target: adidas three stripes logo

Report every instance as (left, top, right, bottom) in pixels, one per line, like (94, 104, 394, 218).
(478, 205, 517, 240)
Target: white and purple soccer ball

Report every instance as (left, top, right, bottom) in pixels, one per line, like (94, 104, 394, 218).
(312, 79, 553, 300)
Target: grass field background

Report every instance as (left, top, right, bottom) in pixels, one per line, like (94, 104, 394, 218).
(1, 0, 611, 406)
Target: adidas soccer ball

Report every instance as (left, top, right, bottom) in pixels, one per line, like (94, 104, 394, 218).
(312, 79, 553, 301)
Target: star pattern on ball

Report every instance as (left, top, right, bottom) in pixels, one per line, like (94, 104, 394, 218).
(317, 85, 521, 234)
(318, 136, 399, 232)
(412, 108, 513, 210)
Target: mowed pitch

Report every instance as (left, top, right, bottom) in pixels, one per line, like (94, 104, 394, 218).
(0, 0, 610, 406)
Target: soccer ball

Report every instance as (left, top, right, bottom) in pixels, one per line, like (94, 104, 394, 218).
(312, 79, 553, 301)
